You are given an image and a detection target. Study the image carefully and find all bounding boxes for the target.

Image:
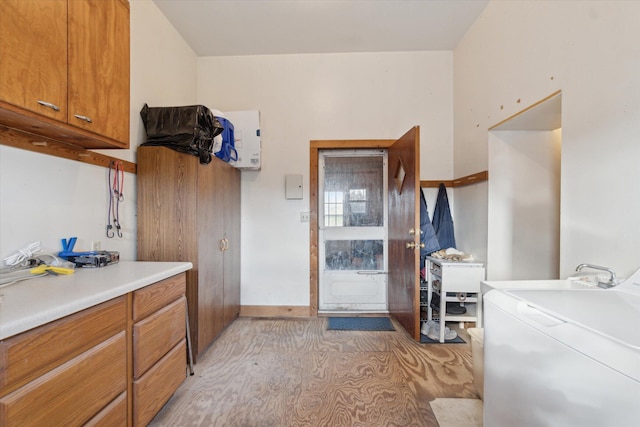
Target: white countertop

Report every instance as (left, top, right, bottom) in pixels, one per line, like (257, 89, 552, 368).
(0, 261, 192, 340)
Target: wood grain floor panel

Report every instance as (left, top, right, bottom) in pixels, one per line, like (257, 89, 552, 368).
(150, 317, 476, 426)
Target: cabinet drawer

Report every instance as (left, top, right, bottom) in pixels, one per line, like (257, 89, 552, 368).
(0, 296, 126, 396)
(133, 296, 186, 378)
(133, 339, 187, 427)
(133, 273, 186, 321)
(85, 391, 127, 427)
(0, 331, 127, 426)
(440, 266, 485, 293)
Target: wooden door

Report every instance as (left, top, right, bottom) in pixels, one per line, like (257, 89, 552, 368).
(387, 127, 421, 340)
(0, 0, 67, 119)
(223, 164, 242, 325)
(68, 0, 129, 143)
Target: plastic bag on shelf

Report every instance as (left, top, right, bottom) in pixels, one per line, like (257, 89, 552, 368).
(140, 103, 224, 164)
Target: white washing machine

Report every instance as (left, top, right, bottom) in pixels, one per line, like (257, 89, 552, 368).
(483, 268, 640, 426)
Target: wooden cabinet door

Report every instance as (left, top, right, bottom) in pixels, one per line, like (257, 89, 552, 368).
(0, 0, 67, 119)
(196, 158, 226, 353)
(223, 164, 241, 325)
(137, 146, 199, 353)
(68, 0, 129, 143)
(137, 148, 241, 358)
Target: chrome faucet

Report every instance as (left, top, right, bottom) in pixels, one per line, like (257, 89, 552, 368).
(575, 263, 618, 288)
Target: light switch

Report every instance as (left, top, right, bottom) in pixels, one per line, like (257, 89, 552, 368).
(285, 174, 303, 199)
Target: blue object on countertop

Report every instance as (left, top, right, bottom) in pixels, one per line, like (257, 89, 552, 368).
(59, 237, 101, 258)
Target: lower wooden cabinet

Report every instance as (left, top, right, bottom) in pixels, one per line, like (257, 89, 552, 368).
(0, 332, 126, 426)
(132, 275, 187, 426)
(0, 273, 187, 426)
(133, 339, 187, 426)
(85, 391, 128, 427)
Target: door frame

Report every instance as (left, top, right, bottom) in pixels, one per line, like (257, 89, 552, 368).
(309, 139, 395, 316)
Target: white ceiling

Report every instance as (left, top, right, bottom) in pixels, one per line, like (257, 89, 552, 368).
(152, 0, 489, 56)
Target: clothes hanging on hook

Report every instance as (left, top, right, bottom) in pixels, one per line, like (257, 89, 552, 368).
(432, 183, 456, 249)
(420, 188, 440, 257)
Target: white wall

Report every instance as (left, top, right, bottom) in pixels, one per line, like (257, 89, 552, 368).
(488, 130, 561, 280)
(197, 52, 454, 307)
(0, 0, 197, 262)
(454, 0, 640, 279)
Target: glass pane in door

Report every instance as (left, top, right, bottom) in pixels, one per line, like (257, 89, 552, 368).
(325, 239, 384, 270)
(323, 156, 384, 227)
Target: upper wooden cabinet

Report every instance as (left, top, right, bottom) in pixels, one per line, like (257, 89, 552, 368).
(0, 0, 68, 121)
(0, 0, 130, 149)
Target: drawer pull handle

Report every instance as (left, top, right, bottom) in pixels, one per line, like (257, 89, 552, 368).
(74, 114, 93, 123)
(37, 100, 60, 111)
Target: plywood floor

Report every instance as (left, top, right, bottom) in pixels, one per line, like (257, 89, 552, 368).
(150, 317, 476, 426)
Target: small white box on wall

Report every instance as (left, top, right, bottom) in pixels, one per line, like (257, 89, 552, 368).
(224, 110, 261, 170)
(285, 174, 303, 199)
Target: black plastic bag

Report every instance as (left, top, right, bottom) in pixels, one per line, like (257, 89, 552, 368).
(140, 104, 224, 164)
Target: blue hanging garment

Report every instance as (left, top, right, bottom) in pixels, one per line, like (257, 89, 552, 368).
(420, 188, 440, 257)
(432, 183, 456, 249)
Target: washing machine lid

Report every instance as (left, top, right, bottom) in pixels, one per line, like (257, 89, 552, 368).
(481, 278, 596, 296)
(492, 287, 640, 381)
(505, 288, 640, 348)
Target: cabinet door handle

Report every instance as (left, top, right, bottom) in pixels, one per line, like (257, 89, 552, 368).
(224, 238, 229, 251)
(37, 100, 60, 111)
(219, 239, 225, 251)
(74, 114, 93, 123)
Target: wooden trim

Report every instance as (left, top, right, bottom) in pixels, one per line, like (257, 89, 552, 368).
(0, 125, 136, 174)
(309, 139, 396, 317)
(489, 90, 562, 131)
(309, 146, 319, 317)
(421, 171, 488, 188)
(310, 139, 395, 149)
(240, 305, 311, 318)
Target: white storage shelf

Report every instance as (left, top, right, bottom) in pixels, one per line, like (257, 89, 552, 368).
(421, 256, 485, 342)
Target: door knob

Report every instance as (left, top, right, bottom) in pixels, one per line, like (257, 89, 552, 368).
(406, 242, 425, 249)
